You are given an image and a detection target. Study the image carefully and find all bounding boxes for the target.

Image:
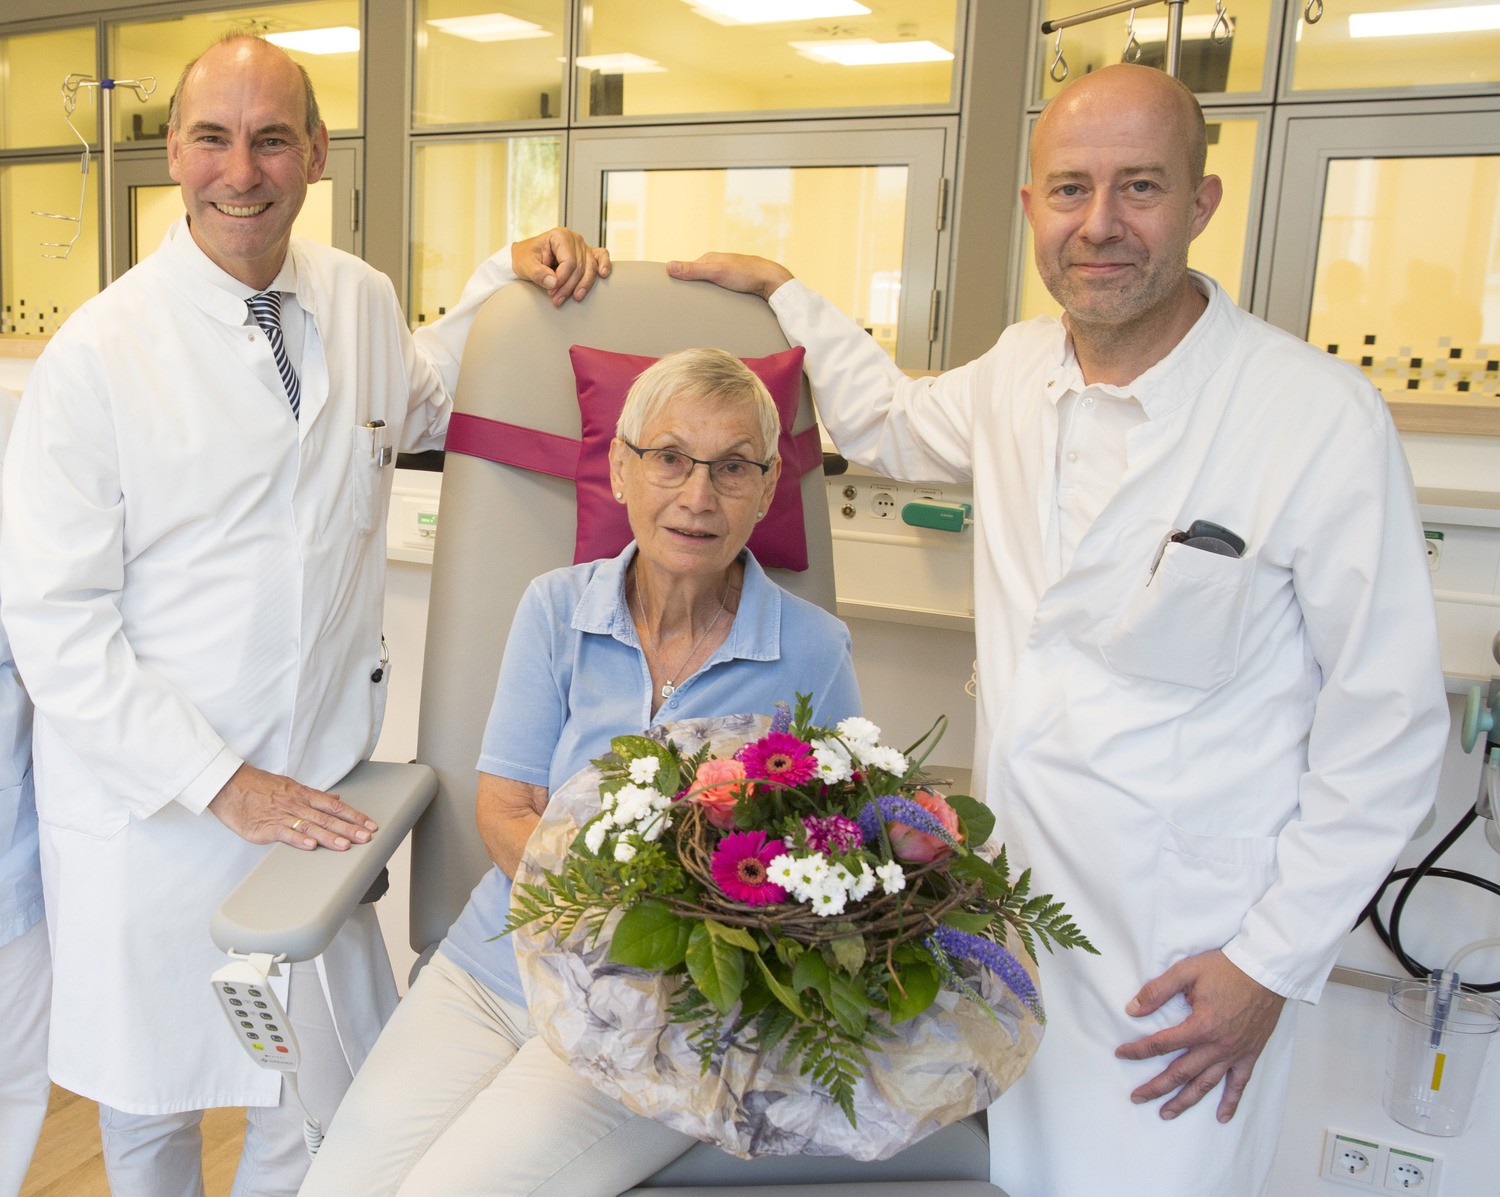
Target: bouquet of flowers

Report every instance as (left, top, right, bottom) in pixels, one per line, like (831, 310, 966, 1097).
(507, 697, 1095, 1152)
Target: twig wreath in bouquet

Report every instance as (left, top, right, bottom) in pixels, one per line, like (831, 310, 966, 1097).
(506, 697, 1096, 1160)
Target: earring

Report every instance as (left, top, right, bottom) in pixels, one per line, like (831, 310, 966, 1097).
(615, 491, 624, 501)
(756, 511, 765, 520)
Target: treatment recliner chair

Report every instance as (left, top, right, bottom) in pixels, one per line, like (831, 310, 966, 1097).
(213, 261, 1006, 1197)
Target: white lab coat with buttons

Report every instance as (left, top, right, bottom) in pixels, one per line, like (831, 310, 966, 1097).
(767, 274, 1449, 1197)
(0, 222, 518, 1114)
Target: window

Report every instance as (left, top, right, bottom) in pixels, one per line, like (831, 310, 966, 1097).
(579, 0, 962, 119)
(109, 0, 362, 143)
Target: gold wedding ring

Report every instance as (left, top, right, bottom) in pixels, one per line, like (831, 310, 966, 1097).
(291, 818, 306, 833)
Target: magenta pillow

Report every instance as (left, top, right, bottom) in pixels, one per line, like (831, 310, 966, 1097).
(568, 344, 812, 572)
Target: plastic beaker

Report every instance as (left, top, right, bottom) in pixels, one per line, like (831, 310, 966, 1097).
(1384, 978, 1500, 1136)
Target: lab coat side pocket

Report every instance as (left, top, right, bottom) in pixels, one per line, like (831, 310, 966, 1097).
(1101, 543, 1254, 691)
(351, 425, 380, 534)
(1150, 821, 1280, 972)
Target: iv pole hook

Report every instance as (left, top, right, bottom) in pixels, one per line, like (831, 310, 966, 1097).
(1123, 8, 1143, 62)
(1049, 29, 1069, 83)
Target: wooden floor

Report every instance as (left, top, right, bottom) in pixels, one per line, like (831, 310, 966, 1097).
(19, 1085, 247, 1197)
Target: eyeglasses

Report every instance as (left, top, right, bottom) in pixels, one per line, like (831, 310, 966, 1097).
(621, 439, 771, 497)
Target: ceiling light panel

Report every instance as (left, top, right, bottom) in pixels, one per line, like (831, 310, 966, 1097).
(791, 38, 954, 65)
(264, 26, 361, 55)
(686, 0, 871, 24)
(427, 13, 551, 42)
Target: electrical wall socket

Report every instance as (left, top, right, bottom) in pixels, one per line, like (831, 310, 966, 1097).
(1320, 1130, 1442, 1193)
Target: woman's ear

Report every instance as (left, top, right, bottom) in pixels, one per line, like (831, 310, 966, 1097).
(608, 438, 628, 502)
(758, 456, 783, 514)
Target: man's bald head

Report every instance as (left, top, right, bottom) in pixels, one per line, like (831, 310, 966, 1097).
(1032, 64, 1208, 186)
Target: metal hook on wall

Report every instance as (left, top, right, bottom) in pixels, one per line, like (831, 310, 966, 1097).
(1211, 0, 1234, 43)
(1123, 7, 1143, 62)
(1305, 0, 1324, 23)
(1050, 28, 1070, 82)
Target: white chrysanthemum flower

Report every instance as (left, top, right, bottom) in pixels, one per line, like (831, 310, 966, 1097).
(628, 756, 662, 784)
(789, 853, 829, 899)
(810, 882, 848, 917)
(612, 784, 656, 825)
(811, 738, 853, 783)
(613, 840, 638, 864)
(836, 716, 882, 752)
(863, 745, 908, 776)
(875, 860, 906, 895)
(600, 792, 616, 812)
(584, 820, 609, 855)
(850, 861, 878, 901)
(768, 854, 799, 887)
(828, 862, 857, 893)
(639, 815, 665, 842)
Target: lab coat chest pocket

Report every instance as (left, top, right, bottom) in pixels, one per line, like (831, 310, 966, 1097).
(1101, 543, 1254, 691)
(351, 424, 387, 534)
(1151, 822, 1280, 969)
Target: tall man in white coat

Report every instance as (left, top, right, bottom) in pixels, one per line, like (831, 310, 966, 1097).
(667, 64, 1449, 1197)
(0, 34, 606, 1197)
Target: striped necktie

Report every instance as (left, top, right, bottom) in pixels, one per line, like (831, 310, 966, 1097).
(246, 290, 301, 419)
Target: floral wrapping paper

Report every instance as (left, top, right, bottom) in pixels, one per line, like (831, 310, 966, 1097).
(512, 713, 1046, 1160)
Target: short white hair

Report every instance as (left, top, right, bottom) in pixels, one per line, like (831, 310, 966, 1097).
(616, 348, 780, 462)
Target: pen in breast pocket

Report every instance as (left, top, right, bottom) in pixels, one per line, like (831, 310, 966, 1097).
(365, 419, 392, 467)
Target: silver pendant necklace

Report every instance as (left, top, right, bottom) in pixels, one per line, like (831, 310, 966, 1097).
(631, 571, 730, 700)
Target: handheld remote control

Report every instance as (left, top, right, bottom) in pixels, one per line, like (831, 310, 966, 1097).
(211, 955, 300, 1073)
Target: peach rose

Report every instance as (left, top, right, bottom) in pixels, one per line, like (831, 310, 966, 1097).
(888, 788, 963, 864)
(689, 758, 754, 830)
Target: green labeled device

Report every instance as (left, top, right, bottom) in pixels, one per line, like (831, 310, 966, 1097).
(901, 500, 972, 533)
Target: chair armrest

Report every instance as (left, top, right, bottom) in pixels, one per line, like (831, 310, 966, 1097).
(210, 760, 438, 961)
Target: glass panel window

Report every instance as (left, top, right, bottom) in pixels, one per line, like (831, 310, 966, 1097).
(0, 28, 99, 150)
(414, 0, 567, 126)
(580, 0, 959, 119)
(600, 165, 908, 358)
(1018, 114, 1260, 320)
(1036, 0, 1274, 101)
(410, 136, 562, 324)
(1291, 0, 1500, 92)
(1307, 155, 1500, 401)
(1, 160, 100, 335)
(108, 0, 362, 144)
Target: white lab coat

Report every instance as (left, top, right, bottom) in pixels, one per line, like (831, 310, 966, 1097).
(0, 223, 518, 1114)
(768, 275, 1449, 1196)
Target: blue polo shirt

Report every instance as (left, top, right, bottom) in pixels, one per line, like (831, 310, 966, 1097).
(440, 543, 861, 1003)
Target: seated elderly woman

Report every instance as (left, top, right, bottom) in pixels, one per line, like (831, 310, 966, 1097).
(300, 347, 861, 1197)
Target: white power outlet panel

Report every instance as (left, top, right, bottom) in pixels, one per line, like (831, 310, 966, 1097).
(1319, 1130, 1442, 1194)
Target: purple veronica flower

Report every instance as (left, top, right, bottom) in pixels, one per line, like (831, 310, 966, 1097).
(802, 814, 864, 855)
(857, 795, 959, 851)
(925, 925, 1042, 1020)
(770, 701, 792, 735)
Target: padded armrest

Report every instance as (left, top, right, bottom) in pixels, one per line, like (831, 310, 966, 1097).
(210, 760, 438, 961)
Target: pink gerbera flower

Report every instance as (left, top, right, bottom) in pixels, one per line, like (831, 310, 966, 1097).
(736, 732, 818, 787)
(709, 831, 788, 906)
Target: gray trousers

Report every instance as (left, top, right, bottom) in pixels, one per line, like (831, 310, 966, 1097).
(0, 918, 51, 1197)
(98, 956, 352, 1197)
(298, 952, 695, 1197)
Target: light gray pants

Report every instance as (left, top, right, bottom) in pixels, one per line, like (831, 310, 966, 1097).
(0, 918, 51, 1197)
(98, 958, 352, 1197)
(298, 952, 695, 1197)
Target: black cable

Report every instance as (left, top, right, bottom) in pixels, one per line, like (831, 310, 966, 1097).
(1356, 804, 1500, 992)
